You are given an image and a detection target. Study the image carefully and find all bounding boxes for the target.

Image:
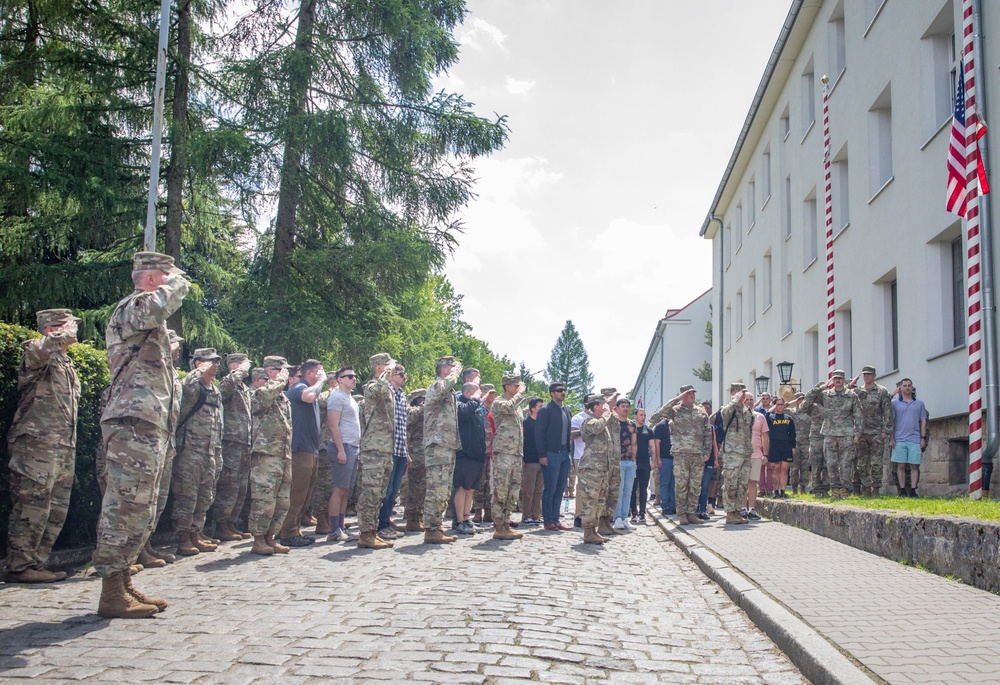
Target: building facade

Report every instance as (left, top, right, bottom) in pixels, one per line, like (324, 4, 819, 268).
(632, 289, 713, 413)
(701, 0, 998, 495)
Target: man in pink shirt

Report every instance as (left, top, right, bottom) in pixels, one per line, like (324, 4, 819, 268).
(743, 393, 769, 521)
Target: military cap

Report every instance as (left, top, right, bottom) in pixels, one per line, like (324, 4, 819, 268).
(192, 347, 222, 361)
(227, 353, 249, 365)
(166, 328, 184, 344)
(830, 369, 846, 379)
(585, 393, 606, 405)
(794, 392, 806, 399)
(327, 372, 339, 383)
(501, 373, 521, 386)
(679, 384, 695, 394)
(436, 355, 457, 366)
(408, 389, 426, 403)
(263, 355, 291, 369)
(862, 365, 877, 374)
(729, 382, 746, 393)
(481, 383, 496, 393)
(36, 308, 81, 331)
(369, 352, 392, 367)
(251, 367, 268, 381)
(133, 251, 184, 275)
(600, 387, 617, 395)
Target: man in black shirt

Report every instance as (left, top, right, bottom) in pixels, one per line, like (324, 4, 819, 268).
(652, 418, 675, 514)
(535, 383, 573, 530)
(630, 408, 654, 522)
(278, 359, 326, 546)
(520, 398, 544, 524)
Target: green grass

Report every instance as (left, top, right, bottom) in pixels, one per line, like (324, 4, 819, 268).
(787, 492, 1000, 521)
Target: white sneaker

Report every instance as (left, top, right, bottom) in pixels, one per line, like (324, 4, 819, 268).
(613, 517, 627, 530)
(341, 527, 358, 541)
(326, 529, 345, 542)
(623, 518, 636, 531)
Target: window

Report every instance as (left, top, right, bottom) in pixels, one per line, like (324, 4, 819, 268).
(838, 305, 853, 376)
(803, 191, 818, 266)
(782, 176, 792, 239)
(780, 110, 790, 140)
(864, 0, 887, 34)
(736, 290, 743, 339)
(782, 272, 792, 334)
(805, 329, 819, 385)
(868, 85, 893, 196)
(748, 180, 756, 229)
(952, 238, 965, 347)
(725, 305, 733, 350)
(874, 270, 898, 371)
(832, 147, 850, 231)
(763, 253, 773, 309)
(725, 224, 732, 268)
(735, 205, 743, 252)
(888, 284, 898, 370)
(828, 3, 846, 82)
(801, 62, 816, 136)
(920, 5, 956, 140)
(748, 272, 757, 326)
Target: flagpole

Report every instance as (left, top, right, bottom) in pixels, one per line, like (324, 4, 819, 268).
(143, 0, 172, 253)
(822, 75, 836, 375)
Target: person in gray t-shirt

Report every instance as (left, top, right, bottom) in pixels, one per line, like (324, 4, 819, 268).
(325, 367, 362, 540)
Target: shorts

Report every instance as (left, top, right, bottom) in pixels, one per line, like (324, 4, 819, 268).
(328, 441, 360, 489)
(453, 456, 485, 491)
(749, 456, 763, 481)
(891, 441, 922, 465)
(768, 442, 794, 464)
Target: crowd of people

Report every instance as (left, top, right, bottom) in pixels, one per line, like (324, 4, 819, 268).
(2, 251, 933, 620)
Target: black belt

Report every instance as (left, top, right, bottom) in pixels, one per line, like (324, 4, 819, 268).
(620, 456, 634, 461)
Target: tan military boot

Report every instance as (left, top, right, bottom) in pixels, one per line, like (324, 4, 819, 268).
(493, 522, 521, 540)
(404, 514, 425, 532)
(191, 530, 217, 552)
(687, 513, 706, 525)
(97, 571, 158, 619)
(264, 533, 289, 554)
(472, 509, 483, 523)
(423, 528, 457, 544)
(677, 513, 691, 525)
(196, 529, 221, 546)
(3, 568, 62, 583)
(128, 564, 144, 575)
(583, 525, 606, 544)
(136, 545, 166, 569)
(122, 570, 167, 612)
(176, 531, 200, 556)
(597, 517, 617, 537)
(145, 541, 175, 564)
(358, 531, 393, 549)
(251, 535, 274, 555)
(725, 511, 748, 525)
(215, 521, 243, 542)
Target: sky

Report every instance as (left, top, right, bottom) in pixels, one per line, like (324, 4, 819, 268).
(436, 0, 793, 391)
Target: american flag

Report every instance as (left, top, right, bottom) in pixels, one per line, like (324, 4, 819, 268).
(947, 60, 990, 216)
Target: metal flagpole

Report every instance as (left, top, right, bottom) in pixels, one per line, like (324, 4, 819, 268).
(143, 0, 172, 252)
(822, 75, 836, 375)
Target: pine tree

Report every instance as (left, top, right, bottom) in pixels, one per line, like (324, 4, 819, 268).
(692, 304, 713, 382)
(545, 321, 594, 410)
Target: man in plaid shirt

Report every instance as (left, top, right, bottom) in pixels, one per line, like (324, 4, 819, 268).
(376, 365, 410, 540)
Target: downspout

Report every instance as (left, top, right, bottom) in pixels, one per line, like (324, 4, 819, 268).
(972, 0, 999, 468)
(707, 215, 725, 405)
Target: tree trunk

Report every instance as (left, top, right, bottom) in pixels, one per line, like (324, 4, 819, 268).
(165, 0, 190, 334)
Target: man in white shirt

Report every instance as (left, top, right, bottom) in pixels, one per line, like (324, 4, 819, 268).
(570, 409, 587, 527)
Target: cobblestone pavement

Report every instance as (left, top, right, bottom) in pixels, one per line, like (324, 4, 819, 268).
(0, 518, 808, 684)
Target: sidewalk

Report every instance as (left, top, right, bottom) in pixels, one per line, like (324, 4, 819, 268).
(652, 504, 1000, 685)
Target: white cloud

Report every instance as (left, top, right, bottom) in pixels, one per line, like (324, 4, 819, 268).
(456, 17, 506, 51)
(505, 77, 536, 95)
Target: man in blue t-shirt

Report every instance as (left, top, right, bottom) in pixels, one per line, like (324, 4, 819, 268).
(277, 359, 326, 546)
(652, 418, 674, 514)
(890, 378, 927, 497)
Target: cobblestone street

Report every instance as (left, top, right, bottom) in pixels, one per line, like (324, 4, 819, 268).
(0, 521, 807, 684)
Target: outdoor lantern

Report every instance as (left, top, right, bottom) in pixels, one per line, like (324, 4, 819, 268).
(754, 375, 770, 396)
(777, 361, 794, 385)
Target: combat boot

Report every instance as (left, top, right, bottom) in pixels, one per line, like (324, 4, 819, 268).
(3, 568, 62, 583)
(404, 514, 425, 532)
(128, 564, 144, 575)
(251, 535, 274, 555)
(597, 517, 617, 537)
(358, 531, 393, 549)
(677, 513, 691, 525)
(196, 528, 220, 545)
(136, 545, 166, 569)
(472, 509, 483, 523)
(493, 522, 522, 541)
(215, 521, 243, 542)
(265, 533, 289, 554)
(583, 526, 606, 544)
(686, 513, 705, 525)
(145, 541, 175, 564)
(122, 570, 167, 612)
(423, 528, 457, 544)
(176, 531, 200, 556)
(97, 571, 158, 619)
(725, 511, 748, 525)
(191, 530, 217, 552)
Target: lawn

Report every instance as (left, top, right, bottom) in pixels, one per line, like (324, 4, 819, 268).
(787, 492, 1000, 521)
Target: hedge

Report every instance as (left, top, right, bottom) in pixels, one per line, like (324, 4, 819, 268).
(0, 322, 109, 555)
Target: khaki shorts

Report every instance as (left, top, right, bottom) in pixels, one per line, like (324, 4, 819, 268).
(749, 456, 763, 481)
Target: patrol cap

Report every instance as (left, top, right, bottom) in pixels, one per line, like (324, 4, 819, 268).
(481, 384, 496, 393)
(227, 353, 249, 366)
(193, 347, 222, 362)
(408, 389, 426, 404)
(36, 309, 81, 331)
(251, 367, 268, 381)
(862, 365, 877, 374)
(600, 387, 617, 395)
(263, 355, 291, 369)
(584, 393, 606, 406)
(369, 352, 392, 366)
(729, 382, 746, 393)
(133, 251, 184, 276)
(436, 356, 457, 366)
(679, 384, 695, 395)
(166, 329, 184, 344)
(501, 373, 521, 386)
(794, 392, 806, 399)
(830, 369, 846, 379)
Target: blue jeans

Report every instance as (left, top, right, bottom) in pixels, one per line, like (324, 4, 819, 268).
(614, 460, 637, 521)
(658, 458, 676, 514)
(697, 465, 714, 514)
(377, 456, 408, 530)
(541, 450, 570, 523)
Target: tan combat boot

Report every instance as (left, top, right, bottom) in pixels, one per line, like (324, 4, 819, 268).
(725, 511, 748, 525)
(191, 530, 217, 552)
(136, 545, 166, 569)
(677, 513, 691, 525)
(493, 522, 521, 541)
(687, 513, 706, 525)
(128, 564, 144, 575)
(251, 535, 274, 555)
(97, 571, 158, 619)
(423, 528, 457, 544)
(597, 517, 617, 537)
(195, 528, 220, 546)
(472, 509, 483, 523)
(265, 533, 289, 554)
(145, 541, 175, 564)
(176, 530, 200, 556)
(583, 525, 606, 544)
(122, 570, 167, 612)
(215, 521, 243, 542)
(3, 568, 62, 583)
(358, 531, 392, 549)
(404, 513, 425, 532)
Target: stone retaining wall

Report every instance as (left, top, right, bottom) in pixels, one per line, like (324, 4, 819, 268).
(758, 499, 1000, 593)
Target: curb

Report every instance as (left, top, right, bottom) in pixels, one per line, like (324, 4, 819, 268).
(651, 509, 877, 685)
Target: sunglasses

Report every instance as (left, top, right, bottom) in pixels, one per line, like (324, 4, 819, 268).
(339, 374, 357, 380)
(553, 388, 566, 393)
(396, 371, 407, 376)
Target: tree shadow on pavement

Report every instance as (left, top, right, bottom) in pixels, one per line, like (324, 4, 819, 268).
(0, 615, 108, 671)
(192, 553, 262, 572)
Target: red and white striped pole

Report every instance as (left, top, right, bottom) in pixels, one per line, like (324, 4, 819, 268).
(961, 0, 984, 498)
(822, 75, 836, 375)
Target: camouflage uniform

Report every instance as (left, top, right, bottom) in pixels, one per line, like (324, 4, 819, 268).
(309, 389, 333, 532)
(4, 311, 80, 575)
(648, 395, 711, 516)
(801, 379, 863, 492)
(210, 361, 253, 528)
(404, 399, 426, 521)
(787, 406, 810, 493)
(473, 388, 495, 516)
(422, 364, 462, 532)
(248, 375, 293, 537)
(854, 382, 893, 493)
(357, 367, 395, 534)
(490, 385, 526, 527)
(719, 395, 754, 514)
(578, 413, 615, 528)
(93, 262, 189, 576)
(604, 412, 622, 519)
(808, 404, 827, 494)
(171, 360, 223, 533)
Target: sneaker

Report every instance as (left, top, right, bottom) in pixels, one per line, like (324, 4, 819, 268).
(342, 527, 359, 541)
(457, 521, 475, 535)
(326, 529, 346, 542)
(747, 508, 761, 521)
(740, 507, 748, 518)
(623, 518, 636, 531)
(377, 527, 400, 540)
(697, 512, 710, 521)
(613, 518, 627, 530)
(280, 536, 315, 547)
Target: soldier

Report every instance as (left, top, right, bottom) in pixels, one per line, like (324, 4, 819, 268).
(849, 365, 893, 496)
(3, 309, 81, 584)
(719, 384, 755, 525)
(422, 355, 463, 543)
(248, 358, 293, 555)
(93, 251, 188, 618)
(786, 392, 810, 495)
(208, 352, 254, 541)
(403, 389, 427, 531)
(578, 391, 618, 544)
(491, 375, 527, 540)
(646, 385, 712, 525)
(807, 402, 828, 495)
(356, 353, 397, 550)
(601, 388, 626, 536)
(309, 375, 335, 537)
(800, 370, 863, 499)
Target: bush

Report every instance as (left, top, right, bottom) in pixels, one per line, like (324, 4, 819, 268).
(0, 322, 109, 555)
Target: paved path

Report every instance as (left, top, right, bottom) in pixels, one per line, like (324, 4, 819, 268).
(657, 508, 1000, 685)
(0, 522, 807, 684)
